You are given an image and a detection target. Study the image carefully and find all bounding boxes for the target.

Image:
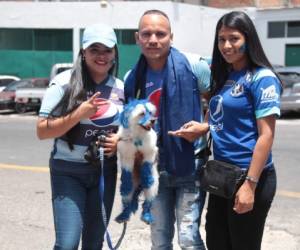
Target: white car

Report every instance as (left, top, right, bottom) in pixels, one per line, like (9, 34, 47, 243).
(50, 63, 73, 81)
(0, 75, 20, 92)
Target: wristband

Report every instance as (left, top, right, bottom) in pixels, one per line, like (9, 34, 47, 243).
(245, 176, 259, 184)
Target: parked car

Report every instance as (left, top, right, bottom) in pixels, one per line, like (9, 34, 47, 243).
(15, 87, 48, 114)
(275, 66, 300, 114)
(0, 78, 49, 112)
(50, 63, 73, 80)
(0, 75, 20, 92)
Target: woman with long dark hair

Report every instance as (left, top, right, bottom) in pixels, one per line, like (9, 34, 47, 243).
(36, 23, 124, 249)
(169, 11, 282, 250)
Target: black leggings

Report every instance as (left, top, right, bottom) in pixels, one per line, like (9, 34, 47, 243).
(205, 167, 276, 250)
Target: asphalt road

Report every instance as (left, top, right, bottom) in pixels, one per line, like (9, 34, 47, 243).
(0, 111, 299, 250)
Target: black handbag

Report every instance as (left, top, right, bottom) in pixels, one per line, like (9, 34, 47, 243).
(199, 159, 246, 199)
(199, 135, 246, 199)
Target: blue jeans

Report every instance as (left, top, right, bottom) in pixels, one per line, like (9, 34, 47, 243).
(151, 159, 207, 250)
(50, 168, 117, 250)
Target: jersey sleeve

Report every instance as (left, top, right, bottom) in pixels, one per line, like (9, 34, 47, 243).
(190, 58, 211, 93)
(39, 83, 65, 117)
(250, 69, 281, 119)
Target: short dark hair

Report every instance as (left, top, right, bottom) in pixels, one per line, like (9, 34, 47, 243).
(211, 11, 276, 94)
(139, 9, 171, 31)
(142, 9, 169, 21)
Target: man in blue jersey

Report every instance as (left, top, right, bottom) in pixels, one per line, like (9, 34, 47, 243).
(124, 9, 210, 250)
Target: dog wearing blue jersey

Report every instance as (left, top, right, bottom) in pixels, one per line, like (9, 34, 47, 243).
(115, 99, 158, 224)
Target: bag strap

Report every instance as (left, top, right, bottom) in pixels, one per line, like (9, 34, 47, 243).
(207, 133, 212, 156)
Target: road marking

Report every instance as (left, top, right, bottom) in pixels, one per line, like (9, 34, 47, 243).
(277, 190, 300, 199)
(277, 119, 300, 125)
(1, 163, 300, 199)
(0, 163, 49, 172)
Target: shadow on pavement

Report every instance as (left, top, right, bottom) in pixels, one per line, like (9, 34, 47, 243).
(280, 111, 300, 120)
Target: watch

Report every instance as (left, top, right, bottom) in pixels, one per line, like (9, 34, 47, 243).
(245, 175, 259, 184)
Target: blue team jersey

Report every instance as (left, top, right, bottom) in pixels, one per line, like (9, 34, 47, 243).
(39, 69, 124, 172)
(208, 67, 281, 169)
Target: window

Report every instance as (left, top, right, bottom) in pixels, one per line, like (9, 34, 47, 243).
(268, 22, 285, 38)
(80, 28, 137, 46)
(287, 21, 300, 38)
(0, 29, 32, 50)
(0, 29, 72, 51)
(115, 29, 137, 45)
(34, 29, 72, 51)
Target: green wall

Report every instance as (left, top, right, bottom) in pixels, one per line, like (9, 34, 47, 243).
(286, 44, 300, 66)
(0, 28, 140, 79)
(0, 50, 72, 78)
(118, 45, 140, 79)
(0, 47, 140, 79)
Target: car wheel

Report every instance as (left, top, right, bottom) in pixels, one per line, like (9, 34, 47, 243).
(15, 103, 27, 114)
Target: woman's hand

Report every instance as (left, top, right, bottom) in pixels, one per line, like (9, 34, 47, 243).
(37, 92, 108, 140)
(168, 121, 209, 142)
(75, 92, 108, 120)
(99, 133, 119, 157)
(233, 115, 276, 214)
(233, 181, 256, 214)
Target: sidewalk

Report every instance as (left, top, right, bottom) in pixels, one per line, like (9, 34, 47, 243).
(105, 192, 298, 250)
(0, 167, 299, 250)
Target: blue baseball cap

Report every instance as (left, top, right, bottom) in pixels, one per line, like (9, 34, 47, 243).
(82, 23, 117, 49)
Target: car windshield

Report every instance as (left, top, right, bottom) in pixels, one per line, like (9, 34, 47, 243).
(4, 80, 33, 91)
(0, 79, 16, 87)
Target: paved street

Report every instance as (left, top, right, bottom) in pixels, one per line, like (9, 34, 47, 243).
(0, 113, 299, 250)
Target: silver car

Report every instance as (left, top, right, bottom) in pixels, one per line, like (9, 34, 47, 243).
(276, 66, 300, 114)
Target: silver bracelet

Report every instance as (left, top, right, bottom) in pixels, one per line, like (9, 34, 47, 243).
(245, 175, 259, 184)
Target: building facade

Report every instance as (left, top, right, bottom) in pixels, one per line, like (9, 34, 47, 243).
(253, 7, 300, 66)
(0, 1, 225, 78)
(0, 1, 299, 78)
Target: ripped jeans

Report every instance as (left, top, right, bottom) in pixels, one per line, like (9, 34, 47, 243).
(150, 159, 207, 250)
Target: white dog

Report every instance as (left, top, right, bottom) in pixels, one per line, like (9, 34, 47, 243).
(115, 99, 159, 224)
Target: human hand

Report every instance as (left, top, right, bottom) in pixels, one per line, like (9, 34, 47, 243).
(99, 133, 119, 157)
(168, 121, 209, 142)
(233, 181, 256, 214)
(76, 92, 108, 120)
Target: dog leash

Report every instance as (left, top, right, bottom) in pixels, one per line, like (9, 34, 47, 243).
(98, 144, 127, 250)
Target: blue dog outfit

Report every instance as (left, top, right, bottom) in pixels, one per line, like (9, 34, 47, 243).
(115, 99, 158, 224)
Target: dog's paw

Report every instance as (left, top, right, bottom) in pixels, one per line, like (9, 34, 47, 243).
(131, 199, 139, 214)
(141, 211, 154, 225)
(115, 211, 131, 224)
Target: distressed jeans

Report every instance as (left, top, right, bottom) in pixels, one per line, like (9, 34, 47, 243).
(151, 159, 207, 250)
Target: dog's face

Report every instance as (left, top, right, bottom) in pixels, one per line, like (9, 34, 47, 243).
(120, 99, 156, 131)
